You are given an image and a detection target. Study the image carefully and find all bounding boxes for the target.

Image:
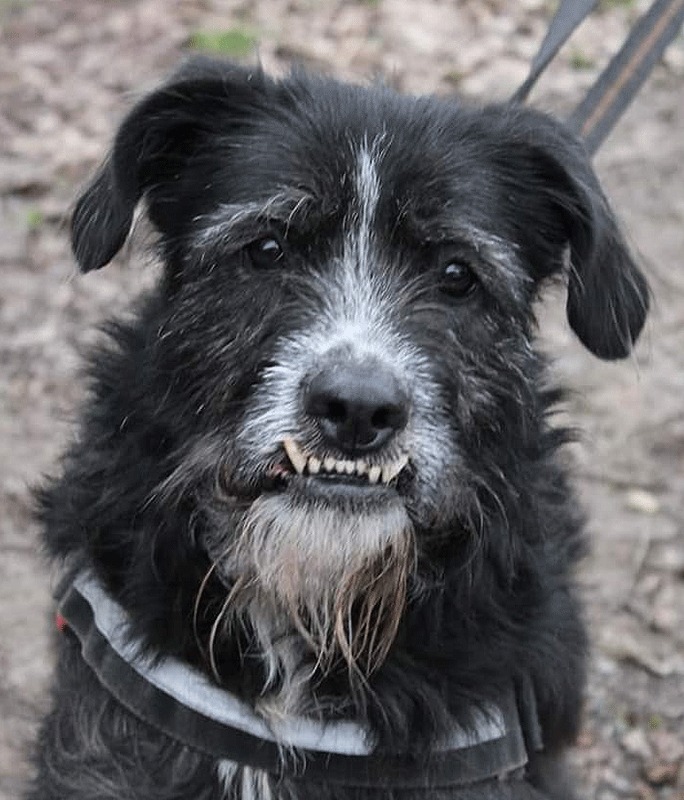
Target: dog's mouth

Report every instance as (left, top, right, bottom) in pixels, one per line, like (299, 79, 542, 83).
(266, 436, 409, 498)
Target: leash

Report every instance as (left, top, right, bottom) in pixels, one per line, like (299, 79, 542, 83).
(57, 570, 534, 789)
(512, 0, 600, 104)
(513, 0, 684, 155)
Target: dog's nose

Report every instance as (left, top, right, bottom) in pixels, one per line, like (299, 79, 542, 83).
(305, 362, 409, 454)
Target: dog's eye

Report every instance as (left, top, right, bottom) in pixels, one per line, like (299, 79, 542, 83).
(245, 237, 285, 270)
(441, 260, 477, 298)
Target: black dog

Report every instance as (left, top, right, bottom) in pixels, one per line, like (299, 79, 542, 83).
(29, 58, 648, 800)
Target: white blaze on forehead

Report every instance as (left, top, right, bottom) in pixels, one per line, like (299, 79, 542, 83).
(353, 138, 381, 268)
(319, 136, 392, 358)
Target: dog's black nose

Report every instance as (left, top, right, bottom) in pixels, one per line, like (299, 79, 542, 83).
(305, 362, 409, 454)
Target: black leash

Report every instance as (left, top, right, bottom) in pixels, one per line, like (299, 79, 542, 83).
(514, 0, 684, 155)
(512, 0, 600, 104)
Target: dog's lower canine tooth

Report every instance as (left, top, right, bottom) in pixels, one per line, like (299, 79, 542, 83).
(368, 465, 381, 484)
(283, 437, 307, 475)
(308, 456, 321, 474)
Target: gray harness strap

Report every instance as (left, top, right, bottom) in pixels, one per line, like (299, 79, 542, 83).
(58, 570, 535, 789)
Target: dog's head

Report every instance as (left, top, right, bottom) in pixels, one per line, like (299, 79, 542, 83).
(71, 59, 648, 687)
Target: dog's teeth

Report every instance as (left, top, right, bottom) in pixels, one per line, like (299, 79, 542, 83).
(283, 437, 307, 475)
(384, 454, 409, 483)
(308, 456, 321, 474)
(368, 465, 381, 484)
(284, 442, 408, 485)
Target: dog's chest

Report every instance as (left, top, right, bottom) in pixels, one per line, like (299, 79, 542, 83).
(218, 762, 273, 800)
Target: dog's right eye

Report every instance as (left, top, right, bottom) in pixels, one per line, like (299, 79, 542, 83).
(441, 260, 478, 299)
(245, 237, 285, 270)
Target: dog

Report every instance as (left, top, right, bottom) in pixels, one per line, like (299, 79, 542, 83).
(28, 57, 649, 800)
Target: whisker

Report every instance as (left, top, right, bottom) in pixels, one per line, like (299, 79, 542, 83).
(208, 590, 235, 684)
(192, 560, 220, 657)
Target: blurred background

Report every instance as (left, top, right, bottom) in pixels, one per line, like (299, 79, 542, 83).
(0, 1, 683, 798)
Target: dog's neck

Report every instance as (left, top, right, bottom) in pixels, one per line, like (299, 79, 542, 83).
(219, 579, 402, 723)
(201, 495, 416, 722)
(238, 598, 332, 721)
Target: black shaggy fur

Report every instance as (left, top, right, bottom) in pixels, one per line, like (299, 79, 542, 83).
(29, 58, 649, 800)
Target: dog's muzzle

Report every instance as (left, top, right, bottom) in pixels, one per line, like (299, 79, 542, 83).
(305, 359, 410, 455)
(264, 354, 410, 497)
(266, 357, 412, 504)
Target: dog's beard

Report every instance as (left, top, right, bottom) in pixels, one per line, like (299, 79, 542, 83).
(209, 494, 415, 682)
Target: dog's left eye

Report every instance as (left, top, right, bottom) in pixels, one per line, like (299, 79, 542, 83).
(245, 237, 285, 270)
(441, 260, 477, 298)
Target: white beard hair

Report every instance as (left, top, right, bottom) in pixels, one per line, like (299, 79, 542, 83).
(207, 493, 415, 717)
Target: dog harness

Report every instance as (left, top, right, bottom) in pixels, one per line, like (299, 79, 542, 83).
(57, 570, 543, 789)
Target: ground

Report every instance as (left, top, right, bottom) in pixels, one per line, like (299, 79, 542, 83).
(0, 1, 683, 798)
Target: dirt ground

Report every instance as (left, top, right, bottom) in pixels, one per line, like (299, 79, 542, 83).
(0, 1, 682, 798)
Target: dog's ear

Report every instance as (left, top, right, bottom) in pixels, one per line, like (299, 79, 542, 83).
(502, 109, 649, 360)
(72, 59, 271, 272)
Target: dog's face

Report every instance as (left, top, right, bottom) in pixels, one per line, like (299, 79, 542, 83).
(71, 60, 648, 691)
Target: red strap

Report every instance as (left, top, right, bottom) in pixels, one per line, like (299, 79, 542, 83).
(56, 612, 68, 633)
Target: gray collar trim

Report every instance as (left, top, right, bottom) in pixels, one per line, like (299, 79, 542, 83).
(58, 569, 535, 788)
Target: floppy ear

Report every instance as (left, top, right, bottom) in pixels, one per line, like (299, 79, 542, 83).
(72, 59, 271, 272)
(503, 109, 650, 360)
(561, 162, 650, 360)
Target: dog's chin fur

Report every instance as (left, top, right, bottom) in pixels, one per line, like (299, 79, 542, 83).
(204, 493, 415, 713)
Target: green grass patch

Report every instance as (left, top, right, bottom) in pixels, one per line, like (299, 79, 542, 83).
(569, 49, 595, 70)
(599, 0, 636, 9)
(647, 714, 663, 730)
(187, 27, 257, 59)
(442, 69, 465, 87)
(25, 207, 44, 232)
(0, 0, 32, 19)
